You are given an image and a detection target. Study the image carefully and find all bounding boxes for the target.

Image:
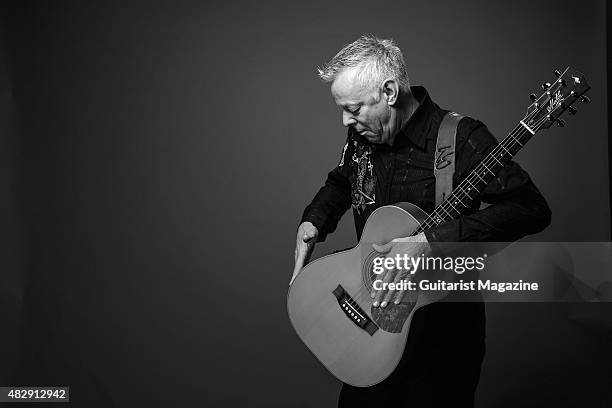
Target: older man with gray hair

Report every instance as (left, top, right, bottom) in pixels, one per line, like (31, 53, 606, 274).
(293, 35, 550, 407)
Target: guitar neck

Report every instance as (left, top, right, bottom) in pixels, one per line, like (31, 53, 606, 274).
(411, 66, 590, 236)
(414, 121, 536, 234)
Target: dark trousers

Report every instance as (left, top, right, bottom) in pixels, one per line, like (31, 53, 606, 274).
(338, 302, 486, 408)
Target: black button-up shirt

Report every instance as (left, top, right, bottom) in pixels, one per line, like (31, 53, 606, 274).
(301, 86, 551, 243)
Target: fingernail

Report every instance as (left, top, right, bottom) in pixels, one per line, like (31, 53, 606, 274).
(382, 301, 388, 308)
(370, 292, 375, 298)
(394, 300, 400, 305)
(373, 301, 379, 307)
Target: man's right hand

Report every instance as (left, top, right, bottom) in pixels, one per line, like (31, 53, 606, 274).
(290, 222, 319, 286)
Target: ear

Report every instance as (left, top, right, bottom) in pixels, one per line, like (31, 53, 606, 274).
(382, 79, 400, 106)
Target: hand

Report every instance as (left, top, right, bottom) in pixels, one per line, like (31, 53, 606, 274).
(370, 232, 431, 307)
(290, 222, 319, 286)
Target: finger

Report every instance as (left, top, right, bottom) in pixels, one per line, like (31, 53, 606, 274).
(295, 241, 305, 258)
(293, 243, 313, 278)
(381, 269, 403, 308)
(370, 259, 390, 298)
(373, 268, 395, 307)
(297, 235, 314, 255)
(382, 269, 408, 307)
(289, 264, 300, 286)
(397, 262, 420, 304)
(372, 241, 393, 254)
(303, 241, 316, 265)
(394, 287, 406, 305)
(381, 270, 408, 307)
(294, 252, 304, 271)
(370, 254, 393, 299)
(295, 242, 308, 267)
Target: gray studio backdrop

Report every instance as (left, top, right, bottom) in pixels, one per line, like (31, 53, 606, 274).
(3, 0, 608, 407)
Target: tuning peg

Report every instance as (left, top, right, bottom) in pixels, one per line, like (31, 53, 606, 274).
(580, 95, 590, 104)
(568, 106, 577, 115)
(556, 119, 566, 127)
(541, 82, 551, 90)
(554, 69, 562, 77)
(530, 93, 537, 102)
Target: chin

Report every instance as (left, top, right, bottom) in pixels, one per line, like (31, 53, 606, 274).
(361, 132, 380, 142)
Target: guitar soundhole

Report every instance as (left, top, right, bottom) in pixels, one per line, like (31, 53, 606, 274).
(361, 250, 382, 288)
(362, 250, 416, 333)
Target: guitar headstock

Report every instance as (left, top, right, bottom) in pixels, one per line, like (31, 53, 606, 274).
(523, 67, 591, 132)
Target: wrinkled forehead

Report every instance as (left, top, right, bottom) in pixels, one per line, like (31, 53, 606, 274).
(331, 66, 370, 103)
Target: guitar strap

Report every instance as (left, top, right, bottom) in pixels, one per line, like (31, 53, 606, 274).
(434, 112, 464, 207)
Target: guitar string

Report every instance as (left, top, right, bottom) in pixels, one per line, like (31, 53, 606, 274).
(351, 123, 533, 302)
(418, 122, 528, 231)
(420, 88, 566, 230)
(353, 111, 550, 303)
(343, 111, 554, 306)
(348, 123, 529, 305)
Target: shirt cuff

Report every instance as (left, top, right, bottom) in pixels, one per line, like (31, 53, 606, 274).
(300, 208, 328, 242)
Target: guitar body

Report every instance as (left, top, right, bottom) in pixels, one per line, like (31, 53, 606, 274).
(287, 202, 448, 387)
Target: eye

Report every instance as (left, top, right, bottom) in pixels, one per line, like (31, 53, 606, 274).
(347, 107, 360, 115)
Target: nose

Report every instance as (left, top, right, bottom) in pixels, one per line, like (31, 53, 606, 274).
(342, 111, 356, 128)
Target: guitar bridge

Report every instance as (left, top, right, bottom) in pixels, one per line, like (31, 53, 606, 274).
(332, 285, 378, 336)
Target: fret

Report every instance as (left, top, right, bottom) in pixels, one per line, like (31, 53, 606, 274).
(455, 187, 472, 203)
(473, 171, 486, 184)
(453, 193, 467, 207)
(421, 121, 541, 233)
(490, 154, 503, 166)
(465, 179, 480, 193)
(508, 133, 523, 147)
(480, 163, 495, 176)
(415, 67, 593, 239)
(498, 143, 511, 155)
(446, 200, 461, 213)
(438, 205, 453, 219)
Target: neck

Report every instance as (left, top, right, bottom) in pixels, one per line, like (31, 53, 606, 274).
(386, 92, 420, 146)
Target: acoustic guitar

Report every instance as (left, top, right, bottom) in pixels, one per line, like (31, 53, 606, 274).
(287, 67, 591, 386)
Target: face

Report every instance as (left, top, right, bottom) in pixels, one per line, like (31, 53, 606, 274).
(331, 67, 392, 144)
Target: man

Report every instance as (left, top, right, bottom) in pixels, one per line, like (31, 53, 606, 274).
(292, 35, 551, 407)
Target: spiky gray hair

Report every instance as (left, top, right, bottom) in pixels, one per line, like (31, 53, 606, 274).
(317, 35, 410, 95)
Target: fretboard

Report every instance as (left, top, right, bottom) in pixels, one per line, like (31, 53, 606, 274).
(414, 121, 536, 234)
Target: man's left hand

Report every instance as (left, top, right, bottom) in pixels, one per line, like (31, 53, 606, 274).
(370, 232, 431, 308)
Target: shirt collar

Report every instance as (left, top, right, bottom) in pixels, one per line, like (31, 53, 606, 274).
(394, 86, 434, 150)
